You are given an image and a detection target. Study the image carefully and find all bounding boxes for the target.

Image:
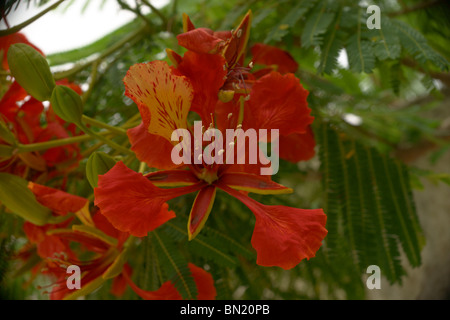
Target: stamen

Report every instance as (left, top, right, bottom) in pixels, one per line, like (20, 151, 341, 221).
(244, 95, 250, 101)
(227, 113, 233, 119)
(236, 29, 242, 38)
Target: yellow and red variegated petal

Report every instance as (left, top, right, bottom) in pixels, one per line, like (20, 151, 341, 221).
(188, 263, 217, 300)
(177, 28, 226, 54)
(127, 122, 180, 170)
(182, 13, 196, 32)
(145, 169, 199, 187)
(222, 10, 252, 68)
(243, 72, 313, 138)
(219, 172, 292, 195)
(94, 161, 204, 237)
(177, 51, 227, 123)
(28, 182, 88, 216)
(188, 185, 216, 240)
(251, 43, 299, 74)
(123, 60, 193, 142)
(279, 127, 316, 163)
(217, 183, 327, 270)
(122, 264, 182, 300)
(166, 48, 183, 67)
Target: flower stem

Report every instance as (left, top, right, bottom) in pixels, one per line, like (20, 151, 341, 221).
(77, 123, 133, 156)
(81, 115, 127, 135)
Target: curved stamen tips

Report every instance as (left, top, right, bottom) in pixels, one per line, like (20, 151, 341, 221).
(227, 113, 233, 119)
(244, 95, 250, 101)
(249, 61, 254, 69)
(236, 29, 242, 38)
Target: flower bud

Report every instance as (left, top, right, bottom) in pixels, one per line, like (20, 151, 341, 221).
(50, 85, 84, 125)
(86, 152, 116, 189)
(0, 173, 52, 226)
(7, 43, 55, 101)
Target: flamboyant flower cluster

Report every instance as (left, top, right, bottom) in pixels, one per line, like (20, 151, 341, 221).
(1, 32, 216, 300)
(1, 11, 327, 300)
(0, 33, 82, 181)
(94, 11, 327, 270)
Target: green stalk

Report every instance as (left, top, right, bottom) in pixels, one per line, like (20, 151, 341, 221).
(81, 115, 127, 135)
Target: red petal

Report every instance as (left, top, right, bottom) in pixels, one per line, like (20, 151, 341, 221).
(251, 43, 299, 74)
(94, 161, 204, 237)
(28, 182, 88, 216)
(23, 222, 75, 260)
(123, 265, 182, 300)
(279, 127, 316, 163)
(188, 185, 216, 240)
(177, 28, 225, 54)
(222, 10, 252, 68)
(188, 263, 217, 300)
(127, 122, 180, 170)
(217, 183, 327, 270)
(243, 72, 313, 137)
(177, 51, 226, 123)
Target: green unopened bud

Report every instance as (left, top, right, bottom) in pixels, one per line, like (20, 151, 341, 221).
(86, 152, 116, 189)
(0, 173, 52, 226)
(7, 43, 55, 101)
(0, 118, 17, 145)
(50, 85, 84, 125)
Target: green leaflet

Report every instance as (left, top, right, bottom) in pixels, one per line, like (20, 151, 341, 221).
(152, 231, 198, 300)
(317, 124, 424, 284)
(391, 19, 449, 70)
(301, 3, 335, 48)
(264, 0, 317, 43)
(317, 8, 343, 75)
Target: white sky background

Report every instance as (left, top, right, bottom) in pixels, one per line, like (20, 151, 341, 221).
(1, 0, 349, 67)
(0, 0, 169, 55)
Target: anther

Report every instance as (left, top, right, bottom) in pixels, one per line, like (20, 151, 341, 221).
(236, 29, 242, 38)
(227, 113, 233, 119)
(244, 95, 250, 101)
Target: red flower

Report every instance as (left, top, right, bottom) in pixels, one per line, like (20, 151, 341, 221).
(0, 79, 83, 178)
(95, 37, 327, 269)
(173, 12, 317, 164)
(23, 182, 216, 300)
(0, 32, 44, 70)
